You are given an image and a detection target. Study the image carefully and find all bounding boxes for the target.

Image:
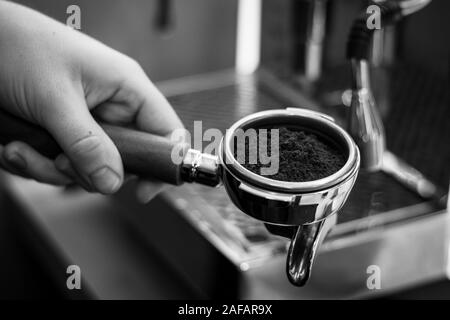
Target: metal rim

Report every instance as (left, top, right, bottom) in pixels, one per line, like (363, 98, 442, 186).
(221, 108, 359, 193)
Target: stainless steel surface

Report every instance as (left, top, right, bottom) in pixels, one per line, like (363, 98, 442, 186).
(286, 215, 336, 286)
(4, 173, 448, 299)
(382, 151, 445, 202)
(348, 59, 385, 171)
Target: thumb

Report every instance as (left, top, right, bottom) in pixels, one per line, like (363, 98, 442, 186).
(43, 92, 124, 194)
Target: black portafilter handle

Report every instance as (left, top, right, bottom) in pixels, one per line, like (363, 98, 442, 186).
(0, 108, 190, 185)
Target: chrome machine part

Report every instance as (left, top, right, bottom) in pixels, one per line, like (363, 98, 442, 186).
(180, 149, 221, 187)
(287, 214, 337, 286)
(219, 108, 360, 285)
(348, 59, 385, 171)
(347, 0, 436, 197)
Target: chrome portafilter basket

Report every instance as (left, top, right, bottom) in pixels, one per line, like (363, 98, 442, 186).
(0, 107, 360, 286)
(216, 108, 360, 286)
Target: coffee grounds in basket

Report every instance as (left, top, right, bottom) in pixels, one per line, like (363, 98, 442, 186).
(235, 127, 346, 182)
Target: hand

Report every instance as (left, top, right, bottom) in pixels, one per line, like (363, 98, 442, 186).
(0, 2, 184, 202)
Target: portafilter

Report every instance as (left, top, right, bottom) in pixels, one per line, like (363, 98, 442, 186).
(0, 107, 360, 286)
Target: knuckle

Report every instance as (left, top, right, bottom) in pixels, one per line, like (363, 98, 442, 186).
(125, 56, 142, 70)
(114, 52, 142, 73)
(55, 155, 71, 171)
(68, 134, 104, 159)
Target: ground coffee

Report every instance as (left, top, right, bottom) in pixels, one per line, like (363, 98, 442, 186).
(236, 126, 346, 182)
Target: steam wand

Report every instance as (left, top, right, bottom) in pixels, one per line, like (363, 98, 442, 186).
(345, 0, 445, 202)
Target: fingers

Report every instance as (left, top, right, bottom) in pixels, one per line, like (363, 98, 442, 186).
(0, 144, 28, 178)
(54, 154, 93, 191)
(43, 89, 124, 194)
(133, 78, 184, 135)
(92, 59, 184, 201)
(128, 70, 185, 201)
(96, 58, 184, 135)
(0, 142, 72, 185)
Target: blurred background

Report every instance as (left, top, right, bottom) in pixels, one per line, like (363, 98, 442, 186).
(0, 0, 448, 299)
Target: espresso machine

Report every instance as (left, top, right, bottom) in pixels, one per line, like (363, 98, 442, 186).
(132, 0, 447, 297)
(1, 0, 448, 299)
(103, 0, 447, 298)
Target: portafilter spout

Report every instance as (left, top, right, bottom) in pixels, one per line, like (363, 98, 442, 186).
(286, 215, 337, 286)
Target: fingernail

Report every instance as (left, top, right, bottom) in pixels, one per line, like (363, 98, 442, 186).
(89, 167, 122, 194)
(55, 155, 70, 171)
(5, 152, 27, 170)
